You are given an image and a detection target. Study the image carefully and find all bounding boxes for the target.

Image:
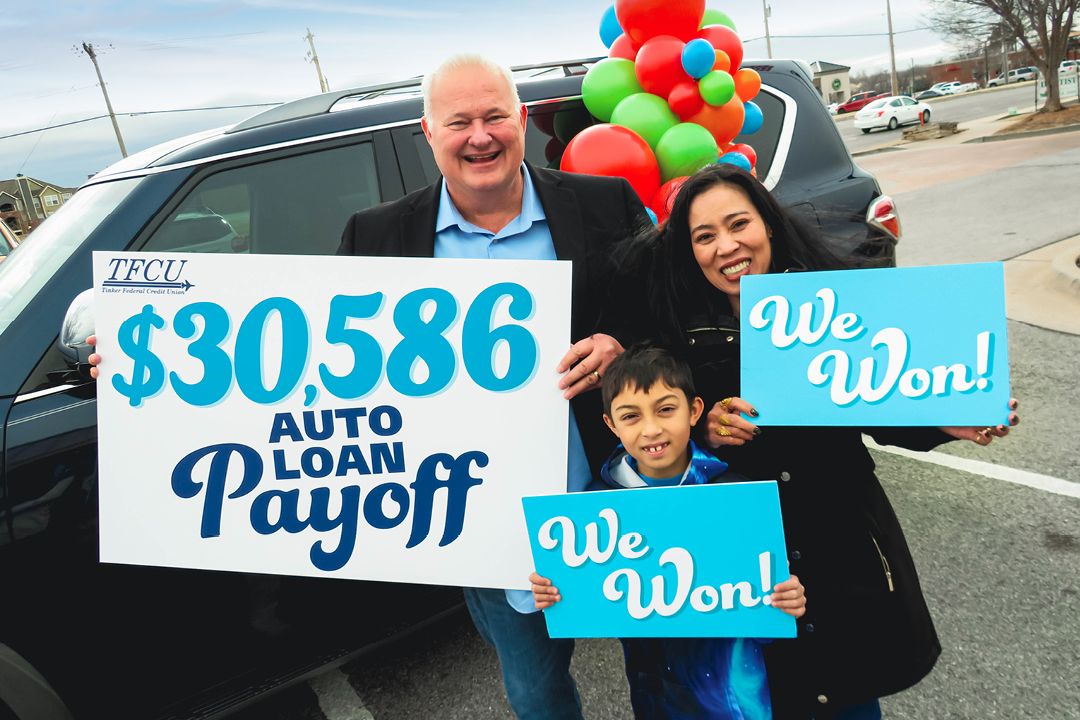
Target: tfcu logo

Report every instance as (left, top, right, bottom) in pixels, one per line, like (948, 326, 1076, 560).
(102, 257, 194, 294)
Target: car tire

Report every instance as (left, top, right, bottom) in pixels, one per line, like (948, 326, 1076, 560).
(861, 128, 871, 134)
(887, 117, 898, 130)
(922, 110, 931, 124)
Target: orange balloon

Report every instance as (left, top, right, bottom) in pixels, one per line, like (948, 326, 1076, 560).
(649, 176, 689, 224)
(734, 68, 762, 102)
(713, 49, 731, 73)
(687, 96, 745, 147)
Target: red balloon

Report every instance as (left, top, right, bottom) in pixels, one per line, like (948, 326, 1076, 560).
(609, 33, 640, 61)
(634, 35, 689, 99)
(698, 25, 743, 72)
(616, 0, 705, 43)
(734, 68, 762, 101)
(649, 176, 688, 224)
(728, 142, 757, 168)
(687, 96, 745, 147)
(561, 124, 660, 203)
(667, 81, 704, 120)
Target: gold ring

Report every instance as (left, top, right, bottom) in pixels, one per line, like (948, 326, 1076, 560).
(586, 370, 600, 385)
(714, 427, 731, 437)
(719, 415, 731, 426)
(591, 370, 601, 382)
(720, 397, 734, 408)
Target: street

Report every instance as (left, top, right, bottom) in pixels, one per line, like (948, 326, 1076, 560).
(233, 120, 1080, 720)
(839, 83, 1046, 154)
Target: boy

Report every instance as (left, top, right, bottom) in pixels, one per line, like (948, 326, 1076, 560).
(531, 345, 806, 719)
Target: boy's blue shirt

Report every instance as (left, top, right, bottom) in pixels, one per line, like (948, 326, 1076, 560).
(593, 440, 729, 490)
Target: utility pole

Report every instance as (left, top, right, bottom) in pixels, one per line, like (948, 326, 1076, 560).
(910, 58, 916, 95)
(304, 28, 329, 93)
(885, 0, 899, 95)
(762, 0, 773, 59)
(77, 42, 127, 158)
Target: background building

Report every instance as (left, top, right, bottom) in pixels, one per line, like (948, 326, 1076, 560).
(0, 174, 76, 237)
(810, 60, 852, 104)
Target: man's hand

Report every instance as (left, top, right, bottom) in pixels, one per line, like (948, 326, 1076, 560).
(530, 571, 561, 610)
(770, 575, 806, 618)
(557, 333, 624, 400)
(87, 335, 102, 380)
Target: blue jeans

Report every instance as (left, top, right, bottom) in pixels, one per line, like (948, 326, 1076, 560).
(464, 587, 583, 720)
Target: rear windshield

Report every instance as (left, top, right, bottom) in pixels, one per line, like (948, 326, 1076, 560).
(864, 99, 888, 110)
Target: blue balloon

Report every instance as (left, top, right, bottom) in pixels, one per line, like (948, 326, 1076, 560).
(681, 39, 716, 79)
(718, 151, 752, 172)
(741, 101, 764, 135)
(599, 5, 622, 49)
(645, 207, 659, 225)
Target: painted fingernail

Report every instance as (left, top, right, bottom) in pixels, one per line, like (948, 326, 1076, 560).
(753, 427, 763, 436)
(749, 408, 759, 418)
(1009, 414, 1019, 426)
(1009, 399, 1018, 410)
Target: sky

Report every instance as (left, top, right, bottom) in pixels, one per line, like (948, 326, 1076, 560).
(1, 0, 957, 188)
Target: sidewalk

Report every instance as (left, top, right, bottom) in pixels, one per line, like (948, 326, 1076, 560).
(853, 112, 1080, 337)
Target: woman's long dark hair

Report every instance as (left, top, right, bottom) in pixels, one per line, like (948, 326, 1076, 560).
(612, 164, 848, 344)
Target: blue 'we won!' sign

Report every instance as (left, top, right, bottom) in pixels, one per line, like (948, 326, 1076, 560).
(522, 482, 795, 639)
(740, 263, 1011, 426)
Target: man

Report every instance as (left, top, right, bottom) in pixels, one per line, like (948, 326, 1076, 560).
(336, 54, 648, 719)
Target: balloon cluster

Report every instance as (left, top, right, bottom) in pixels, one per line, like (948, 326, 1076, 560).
(561, 0, 763, 224)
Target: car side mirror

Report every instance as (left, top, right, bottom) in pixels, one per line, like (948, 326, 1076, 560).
(58, 288, 95, 379)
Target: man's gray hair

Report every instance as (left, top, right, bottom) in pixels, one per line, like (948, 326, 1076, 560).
(421, 54, 521, 119)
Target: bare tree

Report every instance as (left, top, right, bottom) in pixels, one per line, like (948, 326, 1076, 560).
(930, 0, 1078, 112)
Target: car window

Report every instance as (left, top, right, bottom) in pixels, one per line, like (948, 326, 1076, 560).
(889, 99, 901, 107)
(902, 97, 916, 105)
(143, 141, 380, 256)
(865, 99, 887, 109)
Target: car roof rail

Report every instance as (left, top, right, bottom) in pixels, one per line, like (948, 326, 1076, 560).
(228, 57, 603, 134)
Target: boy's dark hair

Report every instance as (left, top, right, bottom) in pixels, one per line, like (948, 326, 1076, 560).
(602, 345, 698, 416)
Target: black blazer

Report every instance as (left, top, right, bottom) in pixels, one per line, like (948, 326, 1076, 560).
(337, 162, 648, 474)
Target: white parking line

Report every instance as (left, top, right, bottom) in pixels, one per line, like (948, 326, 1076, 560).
(866, 438, 1080, 499)
(310, 669, 375, 720)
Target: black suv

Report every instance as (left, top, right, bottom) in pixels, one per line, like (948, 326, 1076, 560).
(0, 58, 898, 719)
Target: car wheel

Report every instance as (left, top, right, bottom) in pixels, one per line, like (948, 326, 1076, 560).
(922, 110, 930, 124)
(861, 128, 871, 134)
(888, 117, 898, 130)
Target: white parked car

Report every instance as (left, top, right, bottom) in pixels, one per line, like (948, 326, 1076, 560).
(956, 81, 979, 93)
(988, 66, 1038, 86)
(929, 81, 962, 95)
(1060, 60, 1079, 74)
(854, 95, 932, 133)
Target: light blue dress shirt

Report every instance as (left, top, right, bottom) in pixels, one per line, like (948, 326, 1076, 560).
(433, 169, 591, 613)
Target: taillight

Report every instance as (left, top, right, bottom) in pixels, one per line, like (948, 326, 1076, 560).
(867, 195, 901, 241)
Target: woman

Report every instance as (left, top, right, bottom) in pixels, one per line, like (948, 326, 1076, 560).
(605, 164, 1018, 719)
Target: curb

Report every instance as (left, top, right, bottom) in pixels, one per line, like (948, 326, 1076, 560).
(1004, 235, 1080, 337)
(963, 122, 1080, 143)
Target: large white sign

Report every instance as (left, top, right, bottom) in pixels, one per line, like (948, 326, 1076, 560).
(93, 252, 572, 590)
(1037, 67, 1079, 110)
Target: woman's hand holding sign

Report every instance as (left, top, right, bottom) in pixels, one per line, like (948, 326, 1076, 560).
(706, 396, 761, 448)
(941, 397, 1020, 445)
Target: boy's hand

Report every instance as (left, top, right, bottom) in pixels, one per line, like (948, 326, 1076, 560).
(87, 335, 102, 380)
(530, 571, 562, 610)
(557, 333, 624, 400)
(705, 396, 760, 447)
(769, 575, 806, 618)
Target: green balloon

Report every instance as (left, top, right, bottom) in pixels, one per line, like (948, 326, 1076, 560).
(699, 70, 735, 106)
(610, 93, 679, 150)
(700, 9, 737, 31)
(655, 123, 719, 182)
(581, 58, 644, 123)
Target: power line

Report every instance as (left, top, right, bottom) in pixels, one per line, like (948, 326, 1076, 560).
(0, 103, 281, 142)
(743, 27, 930, 41)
